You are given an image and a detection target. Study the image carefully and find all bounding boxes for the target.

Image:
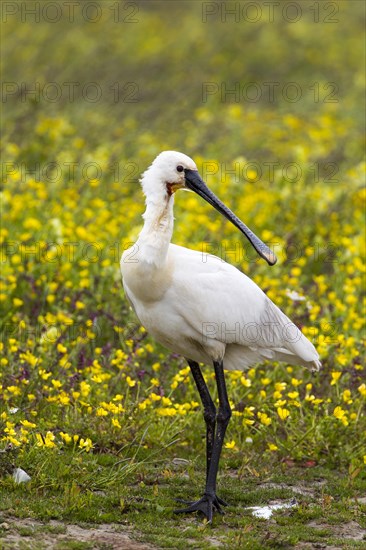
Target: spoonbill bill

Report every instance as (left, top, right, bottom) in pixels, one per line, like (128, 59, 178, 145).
(120, 151, 321, 522)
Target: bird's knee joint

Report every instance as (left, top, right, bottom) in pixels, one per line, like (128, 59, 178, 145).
(203, 407, 216, 425)
(217, 406, 231, 424)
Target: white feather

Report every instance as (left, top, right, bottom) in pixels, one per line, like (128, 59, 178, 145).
(121, 151, 321, 373)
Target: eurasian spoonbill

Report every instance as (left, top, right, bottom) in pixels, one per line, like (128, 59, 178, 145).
(120, 151, 321, 522)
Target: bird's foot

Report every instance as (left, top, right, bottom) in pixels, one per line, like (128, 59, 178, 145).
(174, 493, 227, 522)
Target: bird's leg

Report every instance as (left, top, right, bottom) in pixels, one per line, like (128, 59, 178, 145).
(174, 360, 231, 522)
(204, 360, 231, 501)
(187, 360, 216, 478)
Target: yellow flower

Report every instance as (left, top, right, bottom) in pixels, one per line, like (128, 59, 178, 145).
(60, 432, 72, 444)
(7, 385, 21, 396)
(330, 372, 342, 385)
(39, 369, 52, 380)
(336, 355, 348, 367)
(224, 440, 236, 449)
(126, 376, 136, 388)
(13, 298, 23, 307)
(20, 420, 36, 429)
(157, 407, 177, 416)
(333, 406, 349, 426)
(342, 390, 352, 404)
(36, 431, 56, 448)
(57, 343, 67, 354)
(112, 418, 121, 428)
(79, 438, 93, 452)
(257, 412, 272, 426)
(243, 419, 255, 426)
(79, 381, 90, 397)
(138, 399, 151, 410)
(112, 394, 123, 401)
(23, 217, 41, 230)
(44, 432, 56, 447)
(20, 351, 38, 367)
(268, 443, 278, 452)
(240, 376, 251, 387)
(150, 393, 161, 401)
(8, 436, 22, 446)
(5, 422, 16, 436)
(59, 393, 70, 405)
(277, 407, 290, 420)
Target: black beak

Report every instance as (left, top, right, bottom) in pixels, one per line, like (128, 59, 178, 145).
(184, 169, 277, 266)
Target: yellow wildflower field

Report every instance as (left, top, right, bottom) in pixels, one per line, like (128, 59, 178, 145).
(1, 1, 365, 486)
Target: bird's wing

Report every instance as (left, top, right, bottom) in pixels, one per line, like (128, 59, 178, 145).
(168, 244, 320, 370)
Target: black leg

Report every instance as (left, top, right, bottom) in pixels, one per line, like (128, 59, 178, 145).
(174, 360, 231, 522)
(205, 360, 231, 498)
(187, 359, 216, 478)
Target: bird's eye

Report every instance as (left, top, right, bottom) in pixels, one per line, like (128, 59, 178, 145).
(176, 165, 184, 173)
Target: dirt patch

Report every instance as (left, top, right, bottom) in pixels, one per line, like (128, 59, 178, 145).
(307, 520, 366, 542)
(257, 480, 327, 497)
(0, 517, 157, 549)
(294, 545, 342, 550)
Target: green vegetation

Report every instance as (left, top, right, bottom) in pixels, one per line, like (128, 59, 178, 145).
(1, 1, 365, 548)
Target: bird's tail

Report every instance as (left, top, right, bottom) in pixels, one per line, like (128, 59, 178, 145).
(271, 346, 322, 372)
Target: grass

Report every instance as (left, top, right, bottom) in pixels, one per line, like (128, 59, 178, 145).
(0, 453, 365, 548)
(1, 1, 366, 548)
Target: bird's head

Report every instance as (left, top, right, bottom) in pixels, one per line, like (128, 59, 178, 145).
(141, 150, 277, 266)
(140, 150, 198, 200)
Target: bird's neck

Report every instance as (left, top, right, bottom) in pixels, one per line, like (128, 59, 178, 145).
(136, 196, 174, 267)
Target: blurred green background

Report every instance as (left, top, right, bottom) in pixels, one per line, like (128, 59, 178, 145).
(1, 3, 365, 543)
(2, 0, 365, 161)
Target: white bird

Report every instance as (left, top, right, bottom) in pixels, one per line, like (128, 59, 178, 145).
(120, 151, 321, 522)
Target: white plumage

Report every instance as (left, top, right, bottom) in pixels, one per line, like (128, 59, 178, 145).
(121, 151, 320, 373)
(120, 150, 321, 521)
